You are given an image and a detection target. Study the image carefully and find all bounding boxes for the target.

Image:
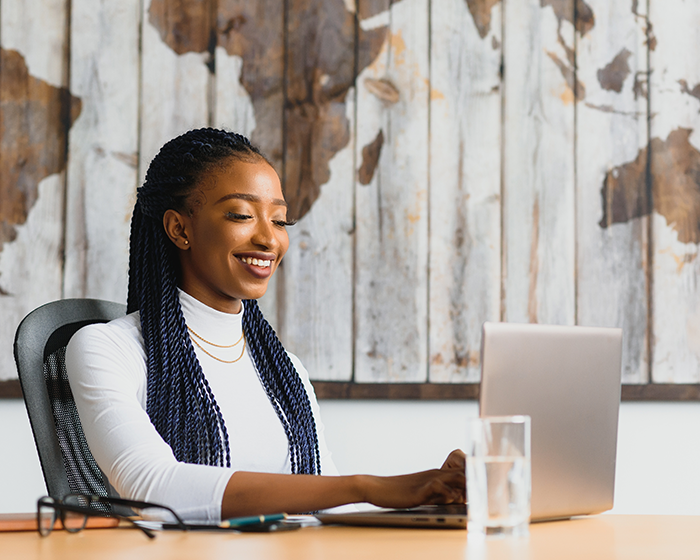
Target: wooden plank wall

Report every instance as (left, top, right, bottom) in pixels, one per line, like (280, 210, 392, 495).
(2, 0, 700, 394)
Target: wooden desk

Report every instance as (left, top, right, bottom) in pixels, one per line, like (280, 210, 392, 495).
(2, 515, 699, 560)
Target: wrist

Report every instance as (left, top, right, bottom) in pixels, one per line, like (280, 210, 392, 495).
(351, 474, 373, 503)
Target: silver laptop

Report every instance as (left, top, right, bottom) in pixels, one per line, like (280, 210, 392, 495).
(316, 321, 622, 528)
(480, 321, 622, 521)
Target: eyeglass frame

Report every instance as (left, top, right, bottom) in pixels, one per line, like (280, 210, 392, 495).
(37, 493, 188, 539)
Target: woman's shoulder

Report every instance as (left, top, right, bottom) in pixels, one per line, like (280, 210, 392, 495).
(67, 311, 145, 365)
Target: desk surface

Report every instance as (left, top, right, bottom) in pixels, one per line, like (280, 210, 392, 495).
(2, 515, 699, 560)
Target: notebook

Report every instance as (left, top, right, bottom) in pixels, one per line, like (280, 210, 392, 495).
(315, 321, 623, 528)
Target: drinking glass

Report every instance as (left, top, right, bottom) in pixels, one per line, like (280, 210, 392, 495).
(466, 415, 531, 538)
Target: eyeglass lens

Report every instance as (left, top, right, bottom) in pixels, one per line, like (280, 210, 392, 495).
(62, 495, 90, 533)
(38, 499, 58, 536)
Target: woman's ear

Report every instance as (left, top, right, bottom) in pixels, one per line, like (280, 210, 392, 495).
(163, 209, 191, 250)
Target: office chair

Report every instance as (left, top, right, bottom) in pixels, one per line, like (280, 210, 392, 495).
(14, 299, 126, 507)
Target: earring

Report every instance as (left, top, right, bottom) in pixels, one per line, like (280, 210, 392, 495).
(184, 240, 189, 246)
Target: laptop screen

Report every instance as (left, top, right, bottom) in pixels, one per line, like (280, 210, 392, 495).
(479, 322, 623, 521)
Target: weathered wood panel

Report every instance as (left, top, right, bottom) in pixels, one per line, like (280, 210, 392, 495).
(278, 0, 357, 380)
(501, 0, 577, 326)
(575, 0, 650, 383)
(354, 0, 430, 382)
(280, 135, 355, 380)
(139, 0, 212, 181)
(63, 0, 141, 303)
(213, 0, 284, 331)
(0, 0, 72, 380)
(428, 0, 502, 383)
(648, 0, 700, 382)
(2, 0, 700, 393)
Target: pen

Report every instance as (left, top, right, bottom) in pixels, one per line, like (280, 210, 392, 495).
(220, 513, 288, 529)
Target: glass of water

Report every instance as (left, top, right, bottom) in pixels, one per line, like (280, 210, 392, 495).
(466, 415, 531, 538)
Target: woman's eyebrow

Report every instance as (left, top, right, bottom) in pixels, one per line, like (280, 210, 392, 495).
(215, 193, 287, 207)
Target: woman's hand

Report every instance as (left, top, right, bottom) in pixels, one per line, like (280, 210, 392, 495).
(360, 469, 465, 509)
(360, 450, 467, 509)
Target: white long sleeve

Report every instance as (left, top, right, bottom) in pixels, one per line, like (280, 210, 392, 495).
(65, 290, 337, 523)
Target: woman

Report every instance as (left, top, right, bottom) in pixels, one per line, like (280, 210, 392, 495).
(66, 128, 465, 523)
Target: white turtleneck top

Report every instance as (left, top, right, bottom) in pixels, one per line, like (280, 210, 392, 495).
(65, 290, 337, 523)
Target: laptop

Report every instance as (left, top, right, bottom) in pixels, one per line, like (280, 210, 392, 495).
(479, 321, 622, 521)
(315, 321, 623, 529)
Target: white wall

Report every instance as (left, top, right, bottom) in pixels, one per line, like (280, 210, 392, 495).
(2, 399, 699, 515)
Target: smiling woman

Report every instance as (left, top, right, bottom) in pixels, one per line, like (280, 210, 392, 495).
(64, 128, 465, 523)
(163, 160, 293, 312)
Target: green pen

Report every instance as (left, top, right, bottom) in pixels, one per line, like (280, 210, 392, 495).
(220, 513, 288, 529)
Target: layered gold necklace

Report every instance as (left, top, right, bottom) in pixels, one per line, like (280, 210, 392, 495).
(187, 325, 246, 363)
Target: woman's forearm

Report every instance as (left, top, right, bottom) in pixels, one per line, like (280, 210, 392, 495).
(221, 461, 466, 520)
(221, 472, 368, 518)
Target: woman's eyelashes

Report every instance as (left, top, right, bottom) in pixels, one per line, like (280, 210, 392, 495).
(225, 212, 297, 228)
(225, 212, 252, 221)
(273, 219, 298, 228)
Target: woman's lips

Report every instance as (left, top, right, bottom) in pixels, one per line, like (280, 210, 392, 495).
(236, 255, 274, 279)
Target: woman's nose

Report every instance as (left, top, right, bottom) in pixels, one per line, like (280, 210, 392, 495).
(251, 219, 279, 249)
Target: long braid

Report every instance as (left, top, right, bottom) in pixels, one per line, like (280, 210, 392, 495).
(127, 127, 320, 473)
(243, 300, 321, 474)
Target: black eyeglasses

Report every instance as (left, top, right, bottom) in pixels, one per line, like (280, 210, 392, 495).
(37, 494, 188, 539)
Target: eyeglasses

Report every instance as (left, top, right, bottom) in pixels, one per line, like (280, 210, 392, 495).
(37, 494, 188, 539)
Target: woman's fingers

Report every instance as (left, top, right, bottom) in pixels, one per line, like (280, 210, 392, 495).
(422, 477, 465, 505)
(369, 469, 466, 508)
(421, 471, 466, 505)
(441, 449, 466, 471)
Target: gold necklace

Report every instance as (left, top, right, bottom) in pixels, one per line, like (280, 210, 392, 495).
(187, 326, 244, 348)
(187, 326, 246, 364)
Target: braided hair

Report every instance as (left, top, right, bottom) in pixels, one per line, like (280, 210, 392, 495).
(127, 127, 321, 475)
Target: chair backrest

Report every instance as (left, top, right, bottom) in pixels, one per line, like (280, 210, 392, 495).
(14, 299, 127, 503)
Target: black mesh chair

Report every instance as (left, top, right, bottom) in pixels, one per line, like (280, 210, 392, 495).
(14, 299, 126, 507)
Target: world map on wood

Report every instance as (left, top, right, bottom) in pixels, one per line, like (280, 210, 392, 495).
(1, 0, 700, 392)
(0, 48, 81, 258)
(148, 0, 398, 221)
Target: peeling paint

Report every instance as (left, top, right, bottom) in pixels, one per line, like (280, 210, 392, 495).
(600, 128, 700, 245)
(679, 79, 700, 104)
(464, 0, 501, 39)
(584, 102, 643, 117)
(659, 247, 697, 274)
(365, 78, 400, 104)
(433, 349, 479, 368)
(597, 48, 632, 93)
(560, 86, 575, 105)
(546, 50, 586, 101)
(112, 151, 139, 169)
(0, 47, 82, 254)
(358, 129, 384, 185)
(540, 0, 595, 36)
(358, 0, 389, 21)
(633, 71, 648, 100)
(390, 29, 407, 67)
(645, 21, 657, 51)
(430, 88, 446, 101)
